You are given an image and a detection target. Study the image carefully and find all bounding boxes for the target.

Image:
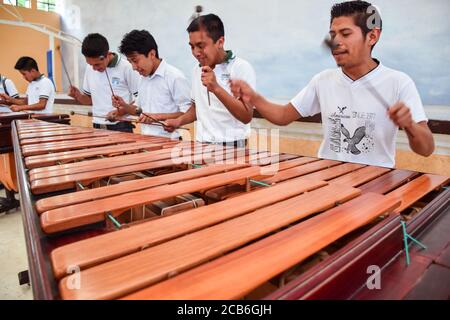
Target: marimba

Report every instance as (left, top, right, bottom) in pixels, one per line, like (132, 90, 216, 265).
(0, 112, 70, 213)
(11, 119, 450, 300)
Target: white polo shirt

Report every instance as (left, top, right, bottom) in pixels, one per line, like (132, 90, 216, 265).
(191, 55, 256, 143)
(26, 75, 55, 114)
(291, 62, 427, 168)
(82, 53, 141, 125)
(138, 60, 191, 139)
(0, 76, 19, 113)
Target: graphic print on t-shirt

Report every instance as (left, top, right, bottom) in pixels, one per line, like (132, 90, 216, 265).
(327, 106, 376, 156)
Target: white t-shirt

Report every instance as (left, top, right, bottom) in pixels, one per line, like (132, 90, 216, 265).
(138, 60, 191, 139)
(82, 53, 141, 125)
(26, 75, 55, 114)
(291, 62, 427, 168)
(0, 76, 19, 113)
(191, 55, 256, 143)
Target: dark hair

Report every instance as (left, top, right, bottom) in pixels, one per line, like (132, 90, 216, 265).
(81, 33, 109, 58)
(187, 14, 224, 43)
(331, 1, 382, 47)
(119, 30, 159, 58)
(14, 56, 39, 71)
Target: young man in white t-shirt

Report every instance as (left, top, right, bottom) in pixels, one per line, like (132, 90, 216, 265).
(164, 14, 256, 147)
(230, 1, 434, 168)
(69, 33, 140, 133)
(0, 57, 55, 114)
(108, 29, 191, 139)
(0, 74, 20, 113)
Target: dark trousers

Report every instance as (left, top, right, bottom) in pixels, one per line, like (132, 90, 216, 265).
(93, 122, 134, 133)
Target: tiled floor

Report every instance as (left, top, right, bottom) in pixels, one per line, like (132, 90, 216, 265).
(0, 189, 33, 300)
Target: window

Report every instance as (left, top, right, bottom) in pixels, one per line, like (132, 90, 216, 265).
(2, 0, 31, 8)
(37, 0, 57, 12)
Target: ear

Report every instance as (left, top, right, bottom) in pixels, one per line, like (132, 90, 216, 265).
(367, 28, 381, 47)
(216, 36, 225, 49)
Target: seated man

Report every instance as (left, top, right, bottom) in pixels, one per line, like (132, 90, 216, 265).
(109, 29, 191, 139)
(230, 1, 434, 167)
(164, 14, 256, 148)
(1, 57, 55, 114)
(0, 73, 20, 112)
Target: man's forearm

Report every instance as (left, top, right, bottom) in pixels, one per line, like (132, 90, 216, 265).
(213, 86, 253, 124)
(74, 93, 92, 105)
(177, 104, 197, 126)
(253, 94, 300, 126)
(406, 122, 435, 157)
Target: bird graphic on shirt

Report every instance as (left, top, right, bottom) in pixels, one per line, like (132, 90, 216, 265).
(341, 124, 366, 155)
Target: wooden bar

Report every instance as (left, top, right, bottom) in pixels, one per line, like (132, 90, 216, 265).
(59, 183, 360, 299)
(40, 166, 264, 233)
(384, 174, 449, 213)
(24, 141, 177, 169)
(30, 148, 248, 195)
(36, 163, 249, 213)
(358, 169, 420, 194)
(20, 131, 112, 145)
(120, 193, 400, 300)
(51, 177, 327, 279)
(262, 159, 341, 185)
(328, 165, 391, 187)
(22, 137, 136, 156)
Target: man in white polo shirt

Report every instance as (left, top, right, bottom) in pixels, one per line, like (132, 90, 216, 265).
(0, 74, 20, 112)
(69, 33, 140, 132)
(164, 14, 256, 147)
(107, 29, 191, 139)
(0, 57, 55, 114)
(230, 1, 434, 167)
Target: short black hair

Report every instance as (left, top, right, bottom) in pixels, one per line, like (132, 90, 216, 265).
(119, 30, 159, 58)
(14, 56, 39, 71)
(82, 33, 109, 58)
(187, 14, 224, 43)
(331, 1, 382, 40)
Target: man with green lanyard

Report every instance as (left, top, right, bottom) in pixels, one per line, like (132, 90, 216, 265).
(164, 14, 256, 148)
(69, 33, 141, 132)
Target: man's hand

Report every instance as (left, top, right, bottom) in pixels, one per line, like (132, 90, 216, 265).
(10, 105, 22, 112)
(112, 95, 128, 109)
(106, 110, 120, 122)
(388, 102, 413, 130)
(0, 93, 14, 104)
(201, 66, 219, 93)
(163, 118, 181, 133)
(229, 80, 257, 105)
(138, 113, 158, 124)
(68, 86, 82, 100)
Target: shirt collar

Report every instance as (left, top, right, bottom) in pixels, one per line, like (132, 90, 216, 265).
(107, 53, 120, 68)
(198, 50, 235, 68)
(149, 59, 166, 79)
(340, 58, 383, 84)
(32, 74, 45, 82)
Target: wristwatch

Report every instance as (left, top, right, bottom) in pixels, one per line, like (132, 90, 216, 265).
(135, 106, 142, 116)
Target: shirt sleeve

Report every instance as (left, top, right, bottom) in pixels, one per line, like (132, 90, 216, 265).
(290, 74, 321, 117)
(231, 59, 256, 90)
(398, 77, 428, 123)
(170, 76, 192, 113)
(82, 69, 91, 96)
(38, 79, 54, 100)
(5, 79, 19, 98)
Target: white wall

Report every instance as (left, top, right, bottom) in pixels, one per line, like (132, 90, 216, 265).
(59, 0, 450, 106)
